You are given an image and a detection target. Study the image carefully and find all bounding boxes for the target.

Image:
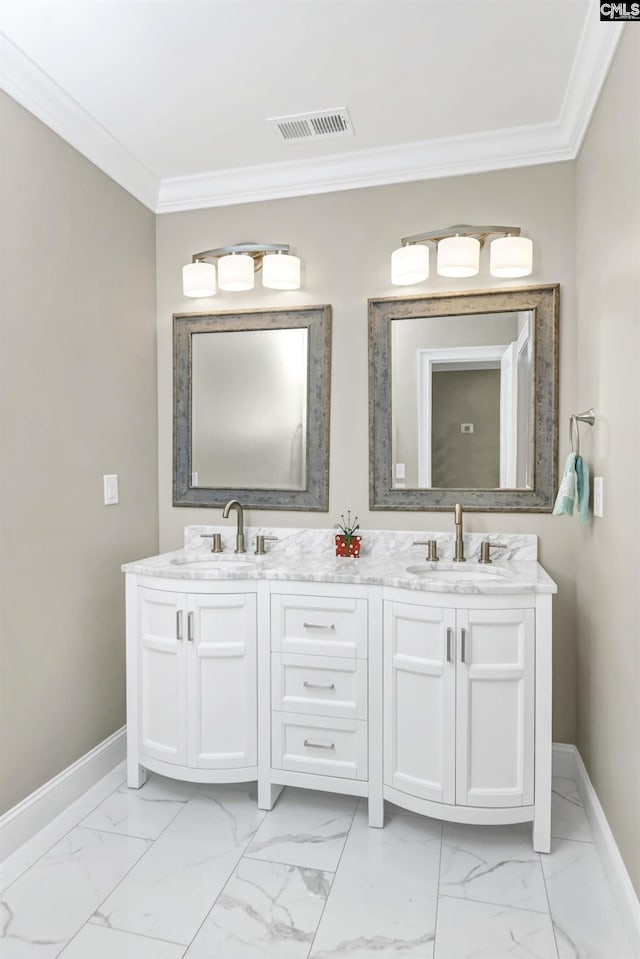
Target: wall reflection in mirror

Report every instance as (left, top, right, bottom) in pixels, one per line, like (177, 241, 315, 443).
(192, 327, 308, 490)
(391, 311, 533, 491)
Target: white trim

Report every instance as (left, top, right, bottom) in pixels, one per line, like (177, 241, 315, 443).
(552, 743, 640, 955)
(0, 33, 160, 211)
(417, 345, 506, 489)
(551, 741, 578, 779)
(156, 122, 572, 213)
(558, 16, 625, 157)
(0, 17, 622, 213)
(500, 342, 517, 488)
(0, 727, 126, 863)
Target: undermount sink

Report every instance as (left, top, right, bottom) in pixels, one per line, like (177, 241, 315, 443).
(406, 564, 511, 582)
(170, 554, 258, 572)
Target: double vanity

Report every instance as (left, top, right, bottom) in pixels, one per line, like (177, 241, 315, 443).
(123, 518, 557, 853)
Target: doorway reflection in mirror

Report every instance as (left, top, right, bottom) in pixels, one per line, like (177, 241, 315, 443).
(391, 311, 533, 490)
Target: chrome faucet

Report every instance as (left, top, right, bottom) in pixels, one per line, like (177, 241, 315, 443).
(453, 503, 466, 562)
(222, 499, 246, 553)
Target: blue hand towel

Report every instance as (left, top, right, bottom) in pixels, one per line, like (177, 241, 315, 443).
(553, 453, 577, 516)
(576, 455, 590, 524)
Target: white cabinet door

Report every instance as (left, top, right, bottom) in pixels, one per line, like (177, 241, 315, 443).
(188, 592, 257, 769)
(455, 608, 535, 807)
(384, 601, 456, 804)
(138, 587, 188, 766)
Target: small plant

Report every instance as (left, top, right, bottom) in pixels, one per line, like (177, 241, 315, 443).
(334, 511, 361, 557)
(335, 510, 359, 542)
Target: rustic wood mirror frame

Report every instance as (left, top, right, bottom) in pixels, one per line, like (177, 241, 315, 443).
(174, 305, 332, 510)
(368, 284, 559, 511)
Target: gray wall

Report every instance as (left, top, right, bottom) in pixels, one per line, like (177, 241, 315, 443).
(575, 28, 640, 894)
(0, 94, 159, 813)
(156, 161, 578, 744)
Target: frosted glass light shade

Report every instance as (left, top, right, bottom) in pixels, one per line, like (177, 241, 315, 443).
(183, 261, 216, 297)
(391, 245, 429, 285)
(218, 253, 254, 291)
(262, 252, 301, 290)
(437, 235, 480, 277)
(490, 235, 533, 277)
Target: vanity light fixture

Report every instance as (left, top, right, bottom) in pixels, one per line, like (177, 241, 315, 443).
(182, 242, 301, 297)
(390, 225, 533, 286)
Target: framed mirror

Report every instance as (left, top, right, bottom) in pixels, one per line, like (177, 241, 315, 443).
(369, 285, 559, 511)
(174, 305, 331, 510)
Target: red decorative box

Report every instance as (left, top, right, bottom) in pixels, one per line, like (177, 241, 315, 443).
(335, 534, 362, 558)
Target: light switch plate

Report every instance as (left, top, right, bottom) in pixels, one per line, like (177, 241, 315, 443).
(103, 474, 119, 505)
(395, 463, 406, 479)
(593, 476, 604, 517)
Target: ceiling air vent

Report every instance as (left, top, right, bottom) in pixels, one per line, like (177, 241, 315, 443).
(268, 108, 354, 143)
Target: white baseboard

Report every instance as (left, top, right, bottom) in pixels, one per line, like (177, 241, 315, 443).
(0, 727, 126, 862)
(551, 741, 578, 779)
(553, 742, 640, 956)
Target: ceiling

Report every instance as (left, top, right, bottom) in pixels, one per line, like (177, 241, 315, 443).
(0, 1, 623, 212)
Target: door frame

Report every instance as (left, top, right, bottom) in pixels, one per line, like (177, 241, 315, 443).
(417, 344, 512, 488)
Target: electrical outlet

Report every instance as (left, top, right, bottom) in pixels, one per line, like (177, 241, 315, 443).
(103, 474, 119, 505)
(593, 476, 604, 517)
(395, 463, 406, 479)
(461, 423, 474, 434)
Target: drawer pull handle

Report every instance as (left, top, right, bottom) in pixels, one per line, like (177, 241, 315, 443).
(303, 739, 335, 750)
(303, 681, 336, 691)
(176, 610, 183, 642)
(303, 622, 335, 630)
(446, 627, 452, 663)
(187, 611, 194, 643)
(461, 627, 467, 663)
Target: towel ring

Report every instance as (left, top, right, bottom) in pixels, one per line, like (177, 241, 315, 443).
(570, 408, 596, 455)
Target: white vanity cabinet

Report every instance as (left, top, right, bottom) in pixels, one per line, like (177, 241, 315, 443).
(126, 578, 257, 787)
(383, 586, 552, 850)
(263, 582, 383, 826)
(123, 537, 554, 851)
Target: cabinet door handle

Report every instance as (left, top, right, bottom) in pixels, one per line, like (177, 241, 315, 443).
(303, 681, 336, 690)
(176, 610, 183, 641)
(303, 622, 335, 630)
(446, 627, 452, 663)
(303, 739, 335, 750)
(460, 627, 467, 663)
(187, 611, 194, 643)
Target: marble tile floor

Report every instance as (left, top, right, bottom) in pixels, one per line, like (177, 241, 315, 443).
(0, 767, 635, 959)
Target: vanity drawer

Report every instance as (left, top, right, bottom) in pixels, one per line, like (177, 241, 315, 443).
(272, 653, 367, 720)
(271, 712, 368, 781)
(271, 594, 367, 658)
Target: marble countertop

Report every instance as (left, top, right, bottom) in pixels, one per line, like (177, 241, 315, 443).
(122, 526, 557, 595)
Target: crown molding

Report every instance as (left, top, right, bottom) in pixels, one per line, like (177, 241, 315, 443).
(156, 121, 573, 213)
(1, 10, 623, 216)
(558, 16, 624, 156)
(0, 33, 160, 211)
